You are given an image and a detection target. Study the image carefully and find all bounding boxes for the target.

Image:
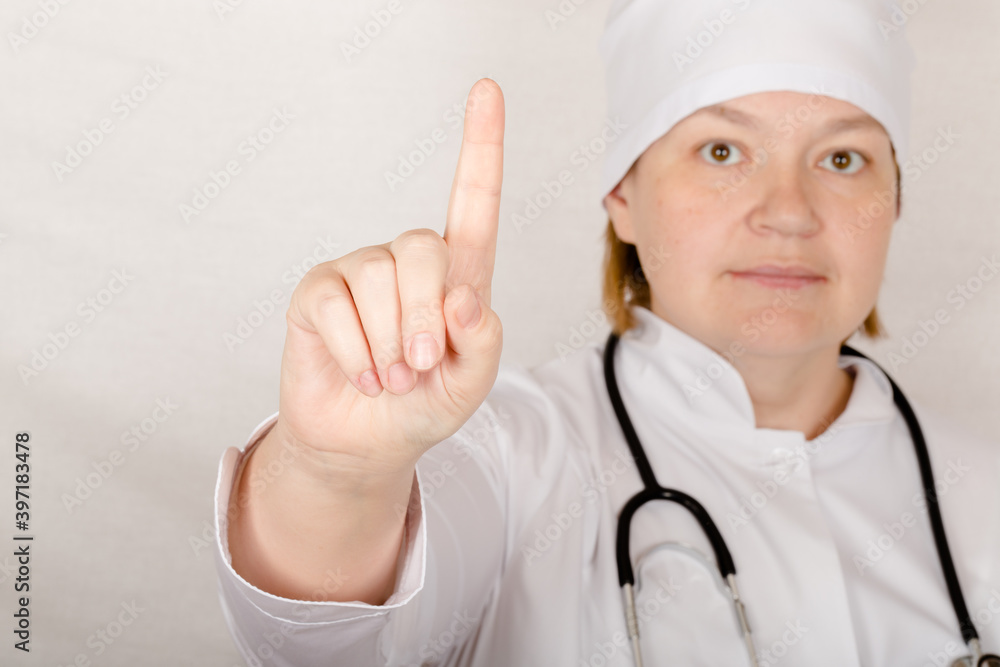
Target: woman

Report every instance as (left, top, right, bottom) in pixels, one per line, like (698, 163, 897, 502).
(213, 0, 1000, 664)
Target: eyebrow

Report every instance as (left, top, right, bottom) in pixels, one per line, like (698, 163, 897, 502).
(701, 105, 761, 130)
(698, 104, 885, 136)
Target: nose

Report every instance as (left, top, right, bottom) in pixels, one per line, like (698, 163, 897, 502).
(746, 162, 821, 238)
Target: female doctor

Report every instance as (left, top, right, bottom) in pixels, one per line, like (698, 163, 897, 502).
(213, 0, 1000, 664)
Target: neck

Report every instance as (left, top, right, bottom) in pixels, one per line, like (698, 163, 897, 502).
(729, 346, 855, 441)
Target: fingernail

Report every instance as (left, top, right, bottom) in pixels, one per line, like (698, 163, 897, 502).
(456, 288, 481, 329)
(388, 362, 414, 394)
(409, 333, 439, 370)
(358, 369, 381, 396)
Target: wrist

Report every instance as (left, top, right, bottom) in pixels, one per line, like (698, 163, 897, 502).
(256, 416, 419, 496)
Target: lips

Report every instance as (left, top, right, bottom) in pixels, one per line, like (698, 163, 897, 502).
(737, 264, 822, 277)
(730, 264, 825, 288)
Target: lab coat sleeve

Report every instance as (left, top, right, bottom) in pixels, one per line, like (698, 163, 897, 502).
(212, 410, 431, 667)
(212, 363, 560, 666)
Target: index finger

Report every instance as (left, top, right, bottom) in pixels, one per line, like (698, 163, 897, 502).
(443, 78, 505, 308)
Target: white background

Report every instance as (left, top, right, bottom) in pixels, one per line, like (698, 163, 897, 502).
(0, 0, 997, 665)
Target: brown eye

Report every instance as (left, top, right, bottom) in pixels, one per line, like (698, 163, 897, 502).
(699, 142, 742, 165)
(820, 149, 865, 174)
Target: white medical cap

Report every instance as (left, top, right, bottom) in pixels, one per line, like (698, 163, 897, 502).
(598, 0, 916, 207)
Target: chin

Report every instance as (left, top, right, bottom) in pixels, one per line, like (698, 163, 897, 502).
(720, 314, 836, 356)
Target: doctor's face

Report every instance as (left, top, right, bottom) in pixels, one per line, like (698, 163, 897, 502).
(604, 90, 899, 358)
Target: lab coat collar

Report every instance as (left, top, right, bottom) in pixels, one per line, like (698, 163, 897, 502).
(618, 304, 898, 442)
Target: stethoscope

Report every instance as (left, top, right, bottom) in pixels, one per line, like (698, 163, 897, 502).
(603, 331, 999, 667)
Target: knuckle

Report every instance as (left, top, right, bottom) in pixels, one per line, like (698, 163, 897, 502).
(457, 177, 501, 197)
(392, 228, 446, 258)
(338, 350, 372, 374)
(302, 257, 336, 279)
(349, 249, 395, 284)
(313, 291, 352, 321)
(294, 259, 337, 297)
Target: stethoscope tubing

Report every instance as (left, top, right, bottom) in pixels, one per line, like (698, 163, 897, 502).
(838, 344, 977, 643)
(603, 330, 996, 663)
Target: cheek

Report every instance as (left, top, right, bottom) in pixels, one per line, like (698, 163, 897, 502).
(634, 206, 702, 275)
(831, 217, 893, 296)
(635, 216, 730, 296)
(817, 180, 895, 264)
(839, 194, 895, 252)
(836, 170, 899, 229)
(641, 187, 726, 247)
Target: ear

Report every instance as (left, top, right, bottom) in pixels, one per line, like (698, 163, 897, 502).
(604, 178, 636, 244)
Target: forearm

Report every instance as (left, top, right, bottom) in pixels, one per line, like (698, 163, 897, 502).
(226, 419, 417, 605)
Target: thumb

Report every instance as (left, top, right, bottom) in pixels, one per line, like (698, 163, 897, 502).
(442, 283, 503, 384)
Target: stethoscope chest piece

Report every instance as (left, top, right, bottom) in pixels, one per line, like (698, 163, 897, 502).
(951, 654, 1000, 667)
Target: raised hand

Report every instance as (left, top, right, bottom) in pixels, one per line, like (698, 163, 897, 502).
(272, 78, 506, 474)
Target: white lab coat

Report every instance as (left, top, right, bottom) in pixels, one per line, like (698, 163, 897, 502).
(213, 304, 1000, 666)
